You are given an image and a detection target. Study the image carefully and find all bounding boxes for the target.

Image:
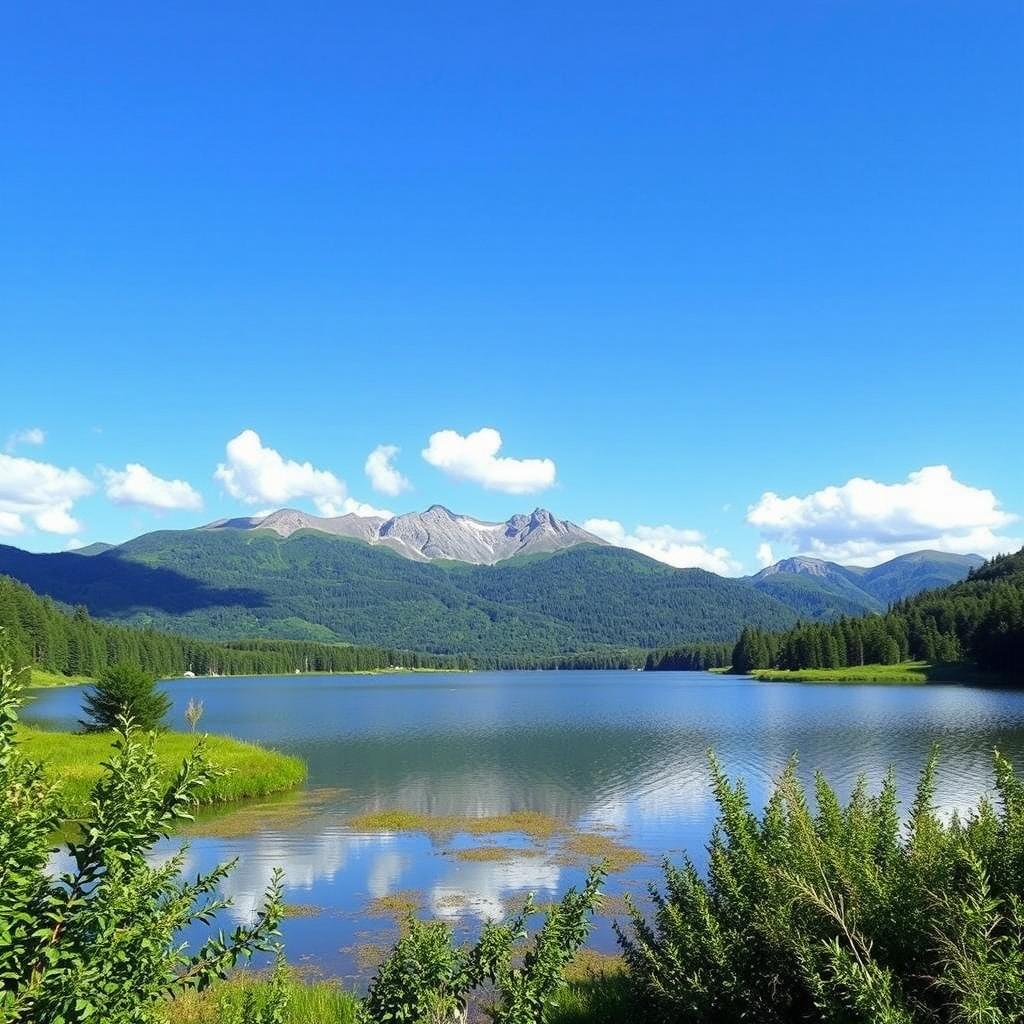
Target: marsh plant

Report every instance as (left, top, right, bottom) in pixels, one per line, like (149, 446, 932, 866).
(0, 636, 284, 1024)
(617, 751, 1024, 1024)
(185, 696, 205, 733)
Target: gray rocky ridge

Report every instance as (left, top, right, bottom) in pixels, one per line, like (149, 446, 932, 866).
(200, 504, 606, 564)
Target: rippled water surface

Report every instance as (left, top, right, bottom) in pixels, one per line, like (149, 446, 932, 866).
(26, 671, 1024, 984)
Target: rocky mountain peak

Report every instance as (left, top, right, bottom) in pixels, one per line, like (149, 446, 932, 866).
(201, 504, 604, 564)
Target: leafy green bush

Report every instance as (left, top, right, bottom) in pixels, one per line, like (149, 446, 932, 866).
(360, 866, 606, 1023)
(80, 661, 172, 731)
(0, 638, 284, 1023)
(617, 751, 1024, 1023)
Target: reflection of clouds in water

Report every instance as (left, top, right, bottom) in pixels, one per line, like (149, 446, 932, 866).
(378, 773, 589, 822)
(430, 854, 561, 922)
(216, 829, 394, 922)
(367, 850, 409, 898)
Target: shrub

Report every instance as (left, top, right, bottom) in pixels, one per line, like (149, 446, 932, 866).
(360, 865, 606, 1023)
(0, 637, 284, 1023)
(80, 661, 172, 731)
(617, 750, 1024, 1024)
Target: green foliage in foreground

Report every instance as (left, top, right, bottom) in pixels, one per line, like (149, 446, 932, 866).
(81, 661, 172, 731)
(360, 866, 605, 1023)
(0, 647, 285, 1024)
(617, 750, 1024, 1024)
(18, 725, 306, 818)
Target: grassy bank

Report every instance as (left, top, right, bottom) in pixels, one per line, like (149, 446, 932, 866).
(19, 726, 306, 816)
(157, 966, 626, 1024)
(158, 972, 360, 1024)
(752, 661, 932, 683)
(750, 660, 1006, 684)
(29, 667, 95, 688)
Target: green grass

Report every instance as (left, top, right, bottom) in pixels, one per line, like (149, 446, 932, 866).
(19, 726, 306, 817)
(752, 661, 931, 683)
(158, 972, 360, 1024)
(750, 660, 1010, 684)
(28, 667, 95, 688)
(157, 964, 627, 1024)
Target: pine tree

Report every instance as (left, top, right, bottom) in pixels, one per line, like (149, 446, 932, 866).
(80, 663, 172, 732)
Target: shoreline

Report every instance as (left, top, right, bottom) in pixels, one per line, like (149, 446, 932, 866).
(28, 665, 471, 689)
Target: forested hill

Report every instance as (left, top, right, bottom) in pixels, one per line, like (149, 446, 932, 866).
(731, 548, 1024, 678)
(0, 574, 464, 680)
(0, 530, 798, 659)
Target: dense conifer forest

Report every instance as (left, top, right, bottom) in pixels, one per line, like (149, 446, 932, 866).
(730, 548, 1024, 677)
(0, 574, 465, 679)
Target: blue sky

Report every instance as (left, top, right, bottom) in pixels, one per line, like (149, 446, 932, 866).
(2, 2, 1021, 572)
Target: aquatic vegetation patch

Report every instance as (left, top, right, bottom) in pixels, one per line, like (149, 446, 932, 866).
(447, 844, 544, 862)
(281, 902, 324, 918)
(558, 833, 648, 873)
(185, 786, 342, 838)
(352, 943, 390, 972)
(348, 808, 566, 839)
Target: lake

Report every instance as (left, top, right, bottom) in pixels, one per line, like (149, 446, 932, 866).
(24, 670, 1024, 987)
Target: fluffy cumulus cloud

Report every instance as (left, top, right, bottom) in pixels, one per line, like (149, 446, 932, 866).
(0, 451, 93, 536)
(756, 542, 775, 568)
(215, 429, 391, 519)
(747, 465, 1021, 564)
(365, 444, 411, 496)
(583, 518, 741, 575)
(422, 427, 556, 494)
(5, 427, 45, 452)
(102, 463, 203, 511)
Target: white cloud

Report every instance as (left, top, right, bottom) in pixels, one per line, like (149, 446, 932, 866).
(102, 463, 203, 511)
(0, 452, 93, 536)
(5, 427, 45, 452)
(747, 465, 1021, 564)
(317, 496, 394, 519)
(215, 429, 387, 519)
(756, 542, 775, 568)
(422, 427, 556, 494)
(65, 537, 86, 551)
(584, 518, 741, 575)
(365, 444, 411, 496)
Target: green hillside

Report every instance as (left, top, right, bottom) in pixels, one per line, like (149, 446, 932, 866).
(732, 548, 1024, 678)
(0, 531, 799, 659)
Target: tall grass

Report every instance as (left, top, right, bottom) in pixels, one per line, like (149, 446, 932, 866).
(158, 972, 360, 1024)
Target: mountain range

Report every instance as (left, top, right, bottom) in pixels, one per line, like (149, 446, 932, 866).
(0, 506, 982, 660)
(200, 505, 604, 563)
(747, 549, 984, 618)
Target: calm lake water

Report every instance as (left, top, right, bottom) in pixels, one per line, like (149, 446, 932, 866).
(25, 670, 1024, 986)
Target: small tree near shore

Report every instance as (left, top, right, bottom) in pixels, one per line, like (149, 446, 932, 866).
(80, 661, 171, 731)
